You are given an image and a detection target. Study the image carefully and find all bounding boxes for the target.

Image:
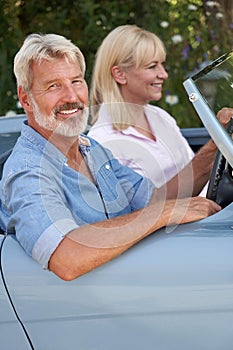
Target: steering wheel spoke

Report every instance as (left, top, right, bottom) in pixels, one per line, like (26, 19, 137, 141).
(206, 119, 233, 208)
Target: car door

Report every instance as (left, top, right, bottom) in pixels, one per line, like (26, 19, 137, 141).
(2, 204, 233, 350)
(0, 235, 33, 349)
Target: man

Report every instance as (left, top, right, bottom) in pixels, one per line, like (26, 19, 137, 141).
(0, 34, 220, 281)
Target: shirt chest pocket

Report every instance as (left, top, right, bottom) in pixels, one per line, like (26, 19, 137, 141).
(96, 165, 132, 218)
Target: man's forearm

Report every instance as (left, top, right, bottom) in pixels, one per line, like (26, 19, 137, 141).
(49, 203, 169, 280)
(49, 196, 220, 281)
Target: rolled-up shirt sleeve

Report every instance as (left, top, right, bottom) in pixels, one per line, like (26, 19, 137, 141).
(2, 167, 79, 269)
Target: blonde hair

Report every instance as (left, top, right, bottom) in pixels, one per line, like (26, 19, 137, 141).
(90, 25, 166, 129)
(14, 33, 86, 91)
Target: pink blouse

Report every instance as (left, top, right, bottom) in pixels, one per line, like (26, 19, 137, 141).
(88, 104, 194, 188)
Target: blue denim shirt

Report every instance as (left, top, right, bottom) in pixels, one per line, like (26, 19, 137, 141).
(0, 123, 154, 268)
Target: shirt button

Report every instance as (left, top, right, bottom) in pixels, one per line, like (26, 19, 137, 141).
(105, 164, 110, 170)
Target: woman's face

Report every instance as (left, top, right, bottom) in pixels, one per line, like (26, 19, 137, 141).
(119, 57, 168, 106)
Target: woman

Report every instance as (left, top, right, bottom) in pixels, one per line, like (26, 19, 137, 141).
(88, 24, 195, 189)
(89, 25, 233, 199)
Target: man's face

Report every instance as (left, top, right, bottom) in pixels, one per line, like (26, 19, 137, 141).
(28, 58, 89, 137)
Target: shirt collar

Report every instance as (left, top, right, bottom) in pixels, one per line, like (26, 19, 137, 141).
(21, 121, 91, 161)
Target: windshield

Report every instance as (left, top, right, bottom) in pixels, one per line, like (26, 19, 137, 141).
(193, 51, 233, 114)
(183, 51, 233, 167)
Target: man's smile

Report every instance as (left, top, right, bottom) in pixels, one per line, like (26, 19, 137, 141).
(54, 102, 85, 118)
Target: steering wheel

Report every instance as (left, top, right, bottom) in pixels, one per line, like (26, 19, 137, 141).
(206, 119, 233, 208)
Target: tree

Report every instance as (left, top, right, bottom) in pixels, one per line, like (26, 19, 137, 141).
(1, 0, 232, 127)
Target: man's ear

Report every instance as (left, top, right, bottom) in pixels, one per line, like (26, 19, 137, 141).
(18, 86, 33, 112)
(111, 66, 127, 85)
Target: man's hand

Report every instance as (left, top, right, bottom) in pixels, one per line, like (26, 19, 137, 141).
(163, 196, 221, 226)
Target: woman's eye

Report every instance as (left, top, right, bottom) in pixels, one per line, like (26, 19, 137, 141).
(147, 64, 158, 70)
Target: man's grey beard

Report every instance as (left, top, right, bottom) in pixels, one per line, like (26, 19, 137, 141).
(30, 95, 88, 137)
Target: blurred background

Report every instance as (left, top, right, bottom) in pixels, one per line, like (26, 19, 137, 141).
(0, 0, 232, 127)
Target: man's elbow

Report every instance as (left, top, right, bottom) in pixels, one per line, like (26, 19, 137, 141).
(48, 237, 86, 281)
(53, 268, 83, 281)
(49, 260, 85, 281)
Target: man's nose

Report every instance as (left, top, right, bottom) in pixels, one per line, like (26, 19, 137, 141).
(62, 85, 77, 102)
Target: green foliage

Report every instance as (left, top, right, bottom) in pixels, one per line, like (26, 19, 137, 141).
(0, 0, 232, 127)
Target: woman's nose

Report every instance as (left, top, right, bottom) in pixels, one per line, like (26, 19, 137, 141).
(158, 65, 168, 79)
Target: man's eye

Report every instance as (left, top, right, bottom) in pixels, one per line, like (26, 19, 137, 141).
(73, 79, 83, 85)
(48, 83, 58, 90)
